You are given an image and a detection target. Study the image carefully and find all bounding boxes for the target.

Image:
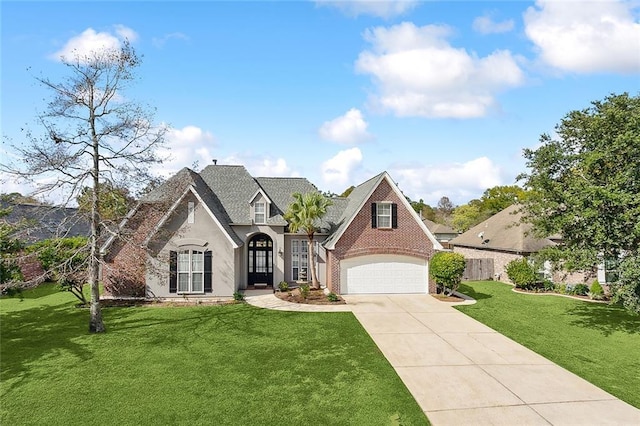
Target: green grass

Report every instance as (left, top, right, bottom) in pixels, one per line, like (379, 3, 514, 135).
(457, 280, 640, 408)
(1, 284, 428, 425)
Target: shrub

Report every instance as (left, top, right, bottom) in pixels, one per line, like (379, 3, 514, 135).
(233, 291, 245, 302)
(557, 283, 567, 294)
(278, 281, 289, 292)
(589, 280, 604, 300)
(28, 237, 89, 304)
(429, 252, 466, 296)
(299, 284, 310, 300)
(573, 283, 589, 296)
(543, 279, 555, 292)
(505, 258, 537, 289)
(327, 292, 339, 302)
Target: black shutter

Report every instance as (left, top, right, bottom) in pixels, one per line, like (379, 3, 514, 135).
(371, 203, 377, 228)
(204, 251, 212, 293)
(392, 203, 398, 229)
(169, 251, 177, 293)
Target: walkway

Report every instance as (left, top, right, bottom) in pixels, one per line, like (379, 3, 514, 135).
(244, 291, 352, 312)
(343, 294, 640, 425)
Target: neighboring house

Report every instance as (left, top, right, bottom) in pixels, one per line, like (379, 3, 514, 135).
(422, 219, 458, 248)
(0, 202, 91, 285)
(450, 204, 592, 285)
(0, 202, 90, 244)
(101, 165, 442, 299)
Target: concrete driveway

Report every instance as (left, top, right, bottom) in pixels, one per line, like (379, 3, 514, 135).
(342, 294, 640, 426)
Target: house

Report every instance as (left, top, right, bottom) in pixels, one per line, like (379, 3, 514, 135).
(449, 204, 592, 284)
(1, 202, 90, 285)
(0, 202, 90, 244)
(422, 219, 458, 248)
(101, 165, 442, 299)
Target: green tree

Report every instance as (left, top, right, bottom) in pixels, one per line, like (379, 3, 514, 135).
(452, 201, 490, 232)
(29, 236, 89, 304)
(340, 185, 355, 198)
(1, 42, 166, 331)
(519, 93, 640, 313)
(479, 185, 527, 215)
(0, 192, 46, 205)
(429, 252, 466, 296)
(0, 206, 24, 289)
(284, 192, 333, 290)
(77, 182, 134, 223)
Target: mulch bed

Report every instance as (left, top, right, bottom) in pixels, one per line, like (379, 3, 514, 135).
(433, 293, 466, 302)
(275, 288, 346, 305)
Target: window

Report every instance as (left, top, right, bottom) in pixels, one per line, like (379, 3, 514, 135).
(291, 239, 308, 281)
(254, 202, 265, 224)
(372, 202, 397, 229)
(377, 202, 392, 228)
(188, 202, 195, 224)
(177, 250, 204, 293)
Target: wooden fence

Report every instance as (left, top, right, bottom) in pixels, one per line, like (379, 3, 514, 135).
(463, 258, 494, 281)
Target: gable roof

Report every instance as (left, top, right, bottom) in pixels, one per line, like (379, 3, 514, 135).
(449, 204, 555, 254)
(255, 177, 320, 226)
(322, 172, 442, 250)
(423, 219, 457, 235)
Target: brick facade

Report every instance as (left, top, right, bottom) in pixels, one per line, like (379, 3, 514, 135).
(453, 246, 594, 285)
(327, 179, 437, 294)
(102, 203, 165, 297)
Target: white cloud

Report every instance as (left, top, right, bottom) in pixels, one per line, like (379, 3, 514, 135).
(316, 0, 418, 19)
(152, 32, 189, 48)
(473, 14, 515, 34)
(524, 0, 640, 74)
(155, 125, 216, 177)
(50, 25, 138, 62)
(221, 154, 299, 178)
(321, 147, 363, 189)
(318, 108, 371, 144)
(355, 22, 525, 118)
(390, 156, 503, 205)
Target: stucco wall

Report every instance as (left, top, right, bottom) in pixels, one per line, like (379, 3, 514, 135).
(327, 179, 437, 294)
(146, 193, 236, 298)
(230, 224, 285, 289)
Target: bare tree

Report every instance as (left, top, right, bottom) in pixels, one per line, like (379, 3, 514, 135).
(1, 42, 166, 332)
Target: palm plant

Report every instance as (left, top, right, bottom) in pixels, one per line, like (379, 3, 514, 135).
(284, 192, 332, 289)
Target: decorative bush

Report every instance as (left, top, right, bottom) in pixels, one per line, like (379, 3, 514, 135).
(589, 280, 605, 300)
(278, 281, 289, 292)
(573, 283, 589, 296)
(429, 252, 466, 296)
(543, 279, 555, 292)
(299, 284, 310, 300)
(233, 291, 245, 302)
(327, 292, 339, 302)
(505, 258, 537, 289)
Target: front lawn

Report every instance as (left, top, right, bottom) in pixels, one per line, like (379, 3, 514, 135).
(1, 285, 428, 425)
(457, 281, 640, 408)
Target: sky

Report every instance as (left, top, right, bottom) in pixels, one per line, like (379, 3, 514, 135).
(2, 0, 639, 206)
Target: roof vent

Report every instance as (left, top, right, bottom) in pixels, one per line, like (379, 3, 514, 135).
(212, 159, 218, 165)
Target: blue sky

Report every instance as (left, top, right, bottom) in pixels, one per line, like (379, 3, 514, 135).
(2, 1, 639, 205)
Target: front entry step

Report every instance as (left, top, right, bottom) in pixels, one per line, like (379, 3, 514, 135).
(254, 283, 268, 289)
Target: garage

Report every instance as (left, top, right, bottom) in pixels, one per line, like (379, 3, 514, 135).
(340, 254, 428, 294)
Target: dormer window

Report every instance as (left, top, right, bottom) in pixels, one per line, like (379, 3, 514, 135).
(254, 202, 266, 224)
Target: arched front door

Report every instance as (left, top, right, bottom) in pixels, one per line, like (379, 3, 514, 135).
(248, 234, 273, 287)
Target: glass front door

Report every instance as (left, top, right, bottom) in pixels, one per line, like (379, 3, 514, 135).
(248, 234, 273, 286)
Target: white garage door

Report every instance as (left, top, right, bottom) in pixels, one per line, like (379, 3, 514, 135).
(341, 254, 427, 294)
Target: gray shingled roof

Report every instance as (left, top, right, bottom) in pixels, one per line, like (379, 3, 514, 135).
(423, 219, 457, 235)
(322, 172, 385, 247)
(141, 165, 331, 241)
(449, 204, 555, 254)
(255, 177, 319, 226)
(1, 202, 90, 243)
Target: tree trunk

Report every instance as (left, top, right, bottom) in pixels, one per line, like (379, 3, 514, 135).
(307, 236, 320, 290)
(89, 104, 105, 333)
